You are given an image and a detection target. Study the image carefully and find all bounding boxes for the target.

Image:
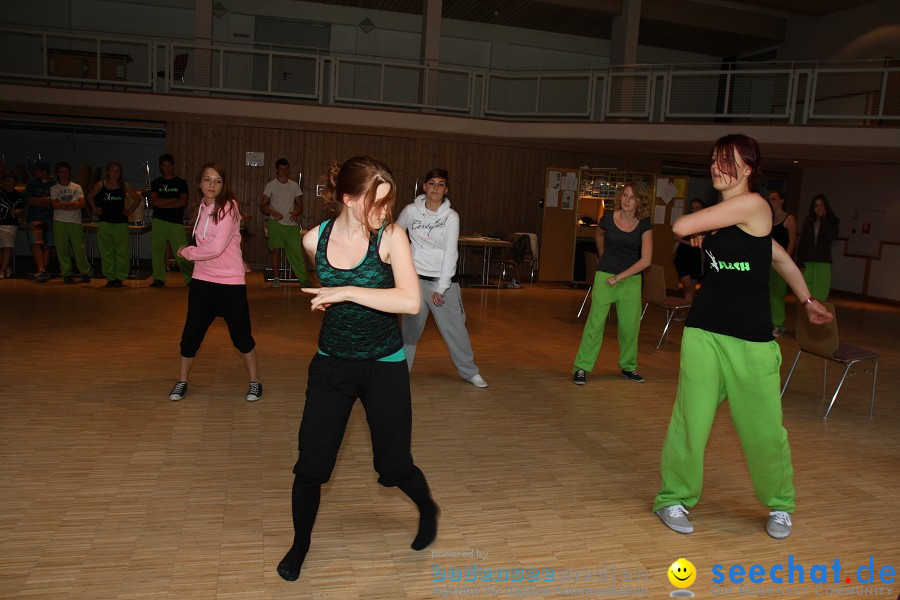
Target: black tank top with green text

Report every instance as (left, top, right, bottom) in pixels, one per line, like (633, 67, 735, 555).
(686, 225, 773, 342)
(97, 184, 128, 224)
(316, 219, 403, 360)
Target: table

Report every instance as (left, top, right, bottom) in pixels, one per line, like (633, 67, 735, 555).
(458, 235, 512, 288)
(83, 222, 152, 279)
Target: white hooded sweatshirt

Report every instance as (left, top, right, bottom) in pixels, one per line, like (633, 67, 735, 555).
(396, 194, 460, 294)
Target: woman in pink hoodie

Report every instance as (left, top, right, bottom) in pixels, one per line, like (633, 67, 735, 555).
(168, 162, 262, 403)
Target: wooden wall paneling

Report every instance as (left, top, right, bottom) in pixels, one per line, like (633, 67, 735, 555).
(165, 119, 672, 269)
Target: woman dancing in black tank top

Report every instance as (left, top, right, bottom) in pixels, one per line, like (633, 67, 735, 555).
(277, 156, 437, 582)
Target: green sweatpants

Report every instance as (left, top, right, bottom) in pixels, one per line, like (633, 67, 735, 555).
(98, 222, 130, 281)
(653, 327, 795, 514)
(802, 261, 831, 301)
(574, 270, 642, 373)
(53, 221, 91, 277)
(151, 218, 193, 283)
(769, 267, 788, 330)
(267, 219, 309, 284)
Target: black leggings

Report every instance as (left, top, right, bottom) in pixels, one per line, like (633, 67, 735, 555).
(179, 279, 256, 358)
(293, 353, 423, 487)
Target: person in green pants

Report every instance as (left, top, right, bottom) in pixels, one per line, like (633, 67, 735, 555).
(87, 162, 142, 288)
(653, 134, 833, 540)
(260, 158, 309, 287)
(767, 190, 797, 337)
(573, 181, 652, 385)
(149, 153, 193, 287)
(50, 162, 92, 284)
(797, 194, 840, 301)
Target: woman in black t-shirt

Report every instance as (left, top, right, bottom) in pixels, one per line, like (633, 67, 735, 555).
(572, 181, 652, 385)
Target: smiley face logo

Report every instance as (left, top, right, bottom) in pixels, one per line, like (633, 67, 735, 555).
(668, 558, 696, 588)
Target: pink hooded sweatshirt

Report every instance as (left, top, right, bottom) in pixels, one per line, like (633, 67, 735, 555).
(180, 199, 246, 285)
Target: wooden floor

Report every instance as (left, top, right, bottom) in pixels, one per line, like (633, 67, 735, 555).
(1, 274, 898, 599)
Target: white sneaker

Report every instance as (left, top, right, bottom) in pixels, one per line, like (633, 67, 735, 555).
(468, 374, 488, 388)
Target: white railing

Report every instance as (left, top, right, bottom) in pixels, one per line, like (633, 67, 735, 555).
(1, 28, 898, 125)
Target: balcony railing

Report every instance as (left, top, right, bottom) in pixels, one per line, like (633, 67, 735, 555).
(1, 28, 897, 125)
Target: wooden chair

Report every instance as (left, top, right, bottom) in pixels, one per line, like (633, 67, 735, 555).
(640, 264, 691, 348)
(781, 302, 878, 419)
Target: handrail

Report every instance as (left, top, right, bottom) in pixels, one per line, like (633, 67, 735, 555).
(0, 28, 896, 125)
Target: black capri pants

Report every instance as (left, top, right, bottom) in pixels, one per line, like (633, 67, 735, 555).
(293, 353, 421, 488)
(179, 279, 256, 358)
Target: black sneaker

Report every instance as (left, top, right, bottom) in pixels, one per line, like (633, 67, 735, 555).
(246, 381, 263, 402)
(169, 381, 188, 401)
(621, 370, 645, 383)
(81, 274, 91, 283)
(105, 280, 116, 288)
(573, 369, 587, 385)
(150, 280, 166, 288)
(63, 275, 76, 284)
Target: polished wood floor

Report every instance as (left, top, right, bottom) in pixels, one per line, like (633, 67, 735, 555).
(1, 274, 898, 599)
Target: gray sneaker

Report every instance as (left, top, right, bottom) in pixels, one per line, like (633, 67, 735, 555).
(271, 277, 280, 288)
(767, 511, 792, 539)
(656, 505, 693, 534)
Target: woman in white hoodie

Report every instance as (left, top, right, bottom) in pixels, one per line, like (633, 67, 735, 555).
(396, 168, 487, 388)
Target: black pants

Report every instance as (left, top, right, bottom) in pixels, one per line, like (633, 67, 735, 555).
(180, 279, 256, 358)
(293, 353, 421, 487)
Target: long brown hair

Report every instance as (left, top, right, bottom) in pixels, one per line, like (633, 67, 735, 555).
(197, 162, 238, 224)
(322, 155, 396, 234)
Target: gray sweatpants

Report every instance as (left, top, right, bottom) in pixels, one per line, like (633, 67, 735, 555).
(401, 279, 480, 380)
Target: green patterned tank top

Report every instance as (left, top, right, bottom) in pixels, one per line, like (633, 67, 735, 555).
(316, 219, 404, 360)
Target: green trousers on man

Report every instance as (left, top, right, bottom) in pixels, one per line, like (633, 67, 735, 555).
(151, 218, 193, 283)
(653, 327, 795, 514)
(574, 270, 642, 373)
(53, 221, 91, 277)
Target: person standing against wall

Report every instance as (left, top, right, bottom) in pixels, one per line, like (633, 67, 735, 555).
(261, 158, 309, 287)
(796, 194, 839, 302)
(49, 161, 91, 284)
(767, 190, 797, 337)
(24, 159, 56, 283)
(149, 153, 193, 287)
